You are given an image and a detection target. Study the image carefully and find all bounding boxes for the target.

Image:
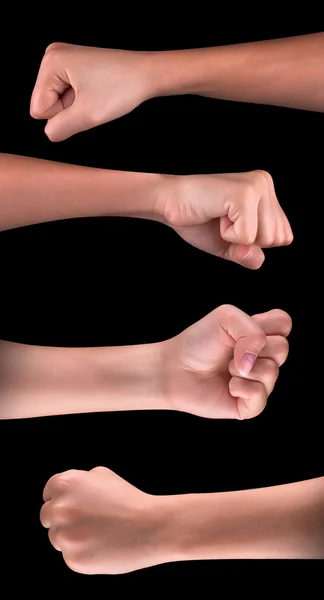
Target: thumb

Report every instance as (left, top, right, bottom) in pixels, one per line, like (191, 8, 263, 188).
(44, 102, 88, 142)
(215, 304, 267, 375)
(221, 243, 265, 270)
(179, 304, 267, 373)
(220, 207, 259, 246)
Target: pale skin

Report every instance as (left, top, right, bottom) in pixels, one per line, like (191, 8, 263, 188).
(40, 467, 324, 574)
(0, 305, 291, 420)
(0, 154, 293, 269)
(30, 33, 324, 143)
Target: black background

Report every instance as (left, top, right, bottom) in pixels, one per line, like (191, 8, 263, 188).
(0, 11, 322, 587)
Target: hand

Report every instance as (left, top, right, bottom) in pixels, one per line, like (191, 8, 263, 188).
(162, 305, 291, 419)
(40, 466, 167, 575)
(30, 43, 154, 141)
(160, 169, 293, 268)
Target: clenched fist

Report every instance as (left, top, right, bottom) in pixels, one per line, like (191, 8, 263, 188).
(162, 305, 292, 419)
(160, 169, 293, 268)
(40, 466, 164, 574)
(30, 43, 153, 141)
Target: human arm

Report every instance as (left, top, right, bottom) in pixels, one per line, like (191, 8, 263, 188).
(0, 306, 291, 420)
(30, 34, 324, 142)
(149, 32, 324, 111)
(0, 154, 293, 269)
(40, 468, 324, 574)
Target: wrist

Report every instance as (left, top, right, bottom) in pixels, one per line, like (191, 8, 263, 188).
(100, 168, 178, 224)
(149, 494, 189, 565)
(143, 48, 210, 98)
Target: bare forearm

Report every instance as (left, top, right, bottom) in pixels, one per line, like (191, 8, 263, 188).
(160, 477, 324, 561)
(0, 339, 166, 418)
(0, 153, 167, 231)
(149, 33, 324, 112)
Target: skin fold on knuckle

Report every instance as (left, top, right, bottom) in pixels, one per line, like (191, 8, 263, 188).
(261, 359, 279, 392)
(54, 470, 80, 492)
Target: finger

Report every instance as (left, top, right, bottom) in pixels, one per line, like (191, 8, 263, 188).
(220, 194, 260, 246)
(44, 102, 88, 142)
(30, 60, 71, 120)
(229, 377, 268, 420)
(43, 473, 61, 502)
(48, 527, 62, 552)
(270, 206, 288, 248)
(215, 304, 267, 376)
(251, 309, 292, 337)
(221, 242, 265, 269)
(229, 334, 289, 367)
(258, 335, 289, 366)
(280, 209, 294, 245)
(229, 357, 279, 396)
(255, 193, 276, 246)
(40, 501, 52, 529)
(43, 469, 82, 502)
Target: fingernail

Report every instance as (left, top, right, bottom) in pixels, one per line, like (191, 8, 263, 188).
(240, 353, 257, 375)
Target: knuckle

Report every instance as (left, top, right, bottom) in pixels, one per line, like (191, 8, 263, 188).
(39, 504, 48, 527)
(53, 527, 68, 548)
(91, 466, 107, 474)
(257, 331, 267, 347)
(55, 469, 79, 489)
(285, 231, 294, 245)
(253, 169, 273, 188)
(216, 303, 240, 326)
(64, 551, 90, 575)
(42, 47, 64, 70)
(217, 303, 236, 317)
(272, 234, 285, 247)
(52, 503, 76, 525)
(45, 42, 65, 55)
(85, 108, 105, 128)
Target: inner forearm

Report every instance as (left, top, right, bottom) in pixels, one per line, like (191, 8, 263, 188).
(0, 153, 167, 231)
(161, 477, 324, 561)
(0, 339, 166, 418)
(149, 33, 324, 112)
